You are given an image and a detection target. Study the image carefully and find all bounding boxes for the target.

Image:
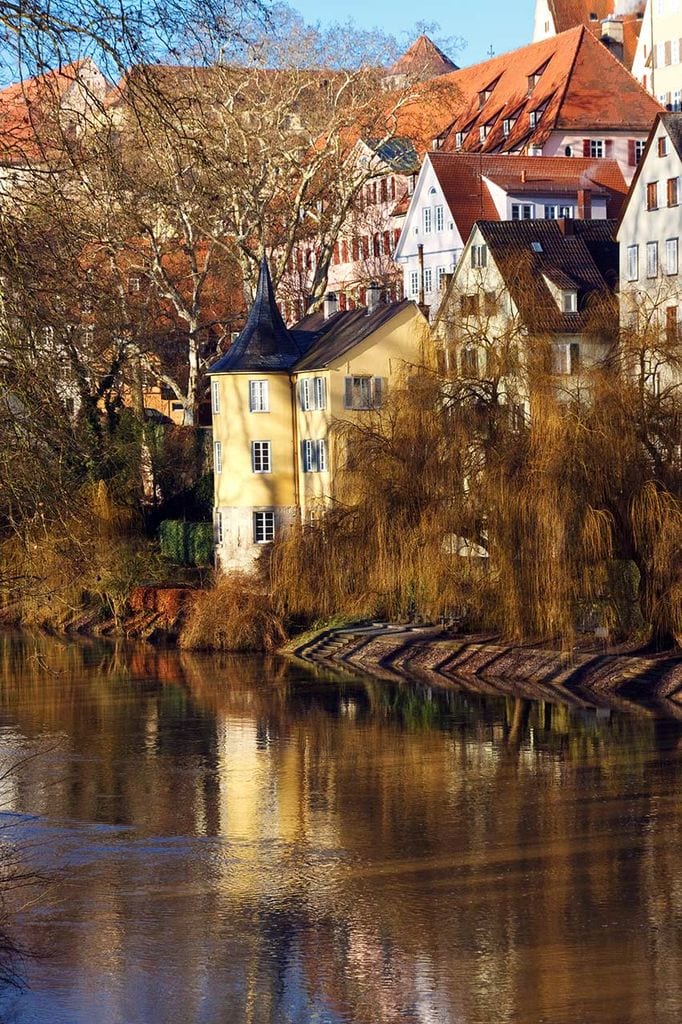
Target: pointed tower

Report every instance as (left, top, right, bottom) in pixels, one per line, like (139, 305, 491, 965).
(208, 257, 303, 570)
(387, 35, 459, 84)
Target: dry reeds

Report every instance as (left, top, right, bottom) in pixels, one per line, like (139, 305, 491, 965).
(180, 572, 287, 651)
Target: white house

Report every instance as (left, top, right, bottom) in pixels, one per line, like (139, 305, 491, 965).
(631, 0, 682, 106)
(617, 111, 682, 390)
(394, 152, 627, 312)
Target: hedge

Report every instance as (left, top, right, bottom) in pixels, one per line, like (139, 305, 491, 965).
(159, 520, 213, 566)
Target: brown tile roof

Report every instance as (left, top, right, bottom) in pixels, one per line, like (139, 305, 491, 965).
(474, 217, 618, 334)
(389, 35, 459, 78)
(428, 152, 628, 241)
(396, 26, 661, 157)
(291, 300, 419, 371)
(548, 0, 644, 34)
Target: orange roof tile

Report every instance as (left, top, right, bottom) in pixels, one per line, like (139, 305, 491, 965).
(399, 26, 662, 157)
(389, 35, 459, 78)
(0, 60, 97, 164)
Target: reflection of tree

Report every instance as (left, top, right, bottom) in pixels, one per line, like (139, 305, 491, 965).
(1, 635, 682, 1021)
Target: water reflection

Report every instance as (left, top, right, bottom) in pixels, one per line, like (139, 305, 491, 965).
(0, 633, 679, 1023)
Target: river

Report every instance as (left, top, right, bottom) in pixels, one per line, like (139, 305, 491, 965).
(0, 632, 679, 1023)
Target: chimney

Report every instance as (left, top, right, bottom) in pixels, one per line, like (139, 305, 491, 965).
(577, 188, 592, 220)
(418, 243, 425, 306)
(600, 17, 624, 62)
(557, 217, 574, 236)
(366, 281, 381, 314)
(323, 291, 338, 319)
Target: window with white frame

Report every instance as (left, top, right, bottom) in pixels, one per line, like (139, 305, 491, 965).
(627, 244, 639, 281)
(344, 376, 384, 409)
(251, 440, 271, 473)
(423, 207, 432, 233)
(590, 139, 604, 158)
(211, 380, 220, 414)
(214, 441, 222, 474)
(43, 325, 54, 343)
(511, 203, 534, 220)
(562, 290, 578, 313)
(551, 342, 578, 375)
(674, 90, 682, 112)
(435, 205, 444, 231)
(544, 205, 558, 219)
(666, 237, 679, 275)
(253, 510, 275, 543)
(299, 376, 327, 410)
(646, 241, 659, 278)
(409, 270, 419, 296)
(471, 244, 488, 268)
(460, 346, 479, 376)
(635, 139, 646, 162)
(302, 438, 327, 472)
(249, 379, 269, 412)
(436, 266, 447, 290)
(529, 110, 538, 128)
(424, 267, 433, 293)
(455, 131, 464, 148)
(215, 510, 223, 544)
(559, 205, 574, 218)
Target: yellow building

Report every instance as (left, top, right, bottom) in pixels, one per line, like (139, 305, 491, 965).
(208, 258, 428, 570)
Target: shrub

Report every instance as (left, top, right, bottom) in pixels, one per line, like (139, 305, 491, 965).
(180, 572, 287, 651)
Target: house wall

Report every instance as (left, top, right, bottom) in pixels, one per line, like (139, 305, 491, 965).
(632, 0, 682, 105)
(617, 118, 682, 388)
(394, 157, 466, 311)
(541, 131, 649, 183)
(211, 371, 298, 570)
(533, 0, 556, 40)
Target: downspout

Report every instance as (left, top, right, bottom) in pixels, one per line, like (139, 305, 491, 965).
(418, 243, 425, 306)
(289, 373, 301, 523)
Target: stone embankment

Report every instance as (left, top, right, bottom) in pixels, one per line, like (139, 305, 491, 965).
(292, 623, 682, 710)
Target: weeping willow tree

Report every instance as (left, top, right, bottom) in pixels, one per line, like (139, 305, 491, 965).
(271, 269, 682, 650)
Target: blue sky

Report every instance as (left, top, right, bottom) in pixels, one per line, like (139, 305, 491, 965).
(286, 0, 537, 68)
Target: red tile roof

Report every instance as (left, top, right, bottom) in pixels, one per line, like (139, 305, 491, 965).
(394, 26, 661, 156)
(0, 60, 97, 164)
(428, 151, 628, 241)
(389, 35, 459, 78)
(548, 0, 644, 33)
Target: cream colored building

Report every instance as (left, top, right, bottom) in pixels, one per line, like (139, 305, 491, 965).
(208, 258, 429, 570)
(434, 217, 620, 410)
(632, 0, 682, 106)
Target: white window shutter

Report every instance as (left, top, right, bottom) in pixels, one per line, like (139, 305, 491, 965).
(373, 377, 386, 408)
(317, 439, 326, 471)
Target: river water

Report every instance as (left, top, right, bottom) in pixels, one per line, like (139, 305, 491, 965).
(0, 633, 679, 1023)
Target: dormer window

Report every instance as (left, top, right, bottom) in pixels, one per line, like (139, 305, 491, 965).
(529, 110, 539, 128)
(562, 290, 578, 313)
(455, 131, 464, 149)
(527, 62, 548, 94)
(479, 124, 490, 142)
(503, 118, 514, 137)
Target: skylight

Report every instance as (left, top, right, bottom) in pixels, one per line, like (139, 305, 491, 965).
(531, 241, 543, 253)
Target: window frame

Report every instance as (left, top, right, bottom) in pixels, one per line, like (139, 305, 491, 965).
(214, 440, 222, 475)
(666, 237, 679, 276)
(253, 510, 275, 544)
(211, 379, 220, 415)
(646, 241, 659, 278)
(646, 181, 659, 211)
(249, 379, 269, 413)
(627, 244, 639, 282)
(423, 207, 432, 234)
(251, 440, 272, 473)
(435, 205, 444, 232)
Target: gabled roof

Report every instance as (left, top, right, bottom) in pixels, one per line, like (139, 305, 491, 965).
(208, 257, 304, 373)
(427, 151, 627, 241)
(291, 300, 418, 371)
(400, 26, 661, 157)
(615, 112, 682, 235)
(470, 218, 618, 334)
(389, 35, 459, 79)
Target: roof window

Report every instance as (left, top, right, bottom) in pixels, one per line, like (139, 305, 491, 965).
(531, 241, 543, 253)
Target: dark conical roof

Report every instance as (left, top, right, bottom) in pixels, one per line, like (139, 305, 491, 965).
(209, 256, 303, 373)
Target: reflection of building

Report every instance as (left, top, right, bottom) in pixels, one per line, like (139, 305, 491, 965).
(208, 257, 428, 570)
